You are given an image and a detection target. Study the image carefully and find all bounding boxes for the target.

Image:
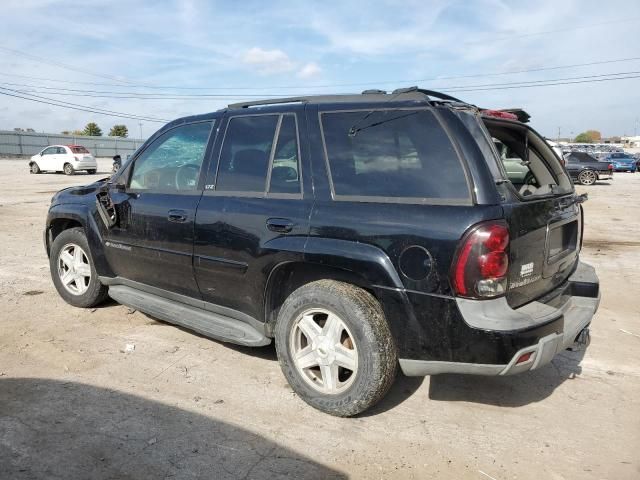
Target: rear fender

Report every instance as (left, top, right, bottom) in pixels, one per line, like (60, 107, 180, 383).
(303, 237, 404, 289)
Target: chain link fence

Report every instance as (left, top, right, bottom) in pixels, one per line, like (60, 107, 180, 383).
(0, 130, 146, 158)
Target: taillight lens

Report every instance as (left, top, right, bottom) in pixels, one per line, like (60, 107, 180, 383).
(608, 164, 613, 171)
(452, 221, 509, 298)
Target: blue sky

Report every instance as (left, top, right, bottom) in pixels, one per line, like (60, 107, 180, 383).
(1, 0, 639, 138)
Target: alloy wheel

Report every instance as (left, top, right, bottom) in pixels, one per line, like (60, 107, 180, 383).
(579, 170, 596, 185)
(57, 243, 92, 295)
(289, 308, 358, 394)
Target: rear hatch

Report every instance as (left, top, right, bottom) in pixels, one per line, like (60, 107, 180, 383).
(483, 117, 581, 308)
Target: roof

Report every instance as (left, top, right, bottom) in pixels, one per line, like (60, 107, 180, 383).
(227, 87, 472, 110)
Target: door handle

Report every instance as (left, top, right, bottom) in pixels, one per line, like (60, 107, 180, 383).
(168, 209, 188, 223)
(266, 218, 294, 233)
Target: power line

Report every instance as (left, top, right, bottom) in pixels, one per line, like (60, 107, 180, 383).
(0, 55, 639, 91)
(3, 71, 640, 100)
(0, 46, 137, 85)
(443, 74, 640, 93)
(0, 88, 169, 123)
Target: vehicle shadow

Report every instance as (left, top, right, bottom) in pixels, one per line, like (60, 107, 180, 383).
(428, 348, 586, 407)
(357, 373, 425, 417)
(0, 378, 345, 480)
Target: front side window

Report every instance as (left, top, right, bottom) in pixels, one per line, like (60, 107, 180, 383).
(129, 122, 212, 191)
(320, 109, 469, 200)
(216, 114, 301, 194)
(42, 147, 57, 155)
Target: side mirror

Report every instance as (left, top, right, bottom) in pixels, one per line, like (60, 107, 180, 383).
(40, 152, 43, 156)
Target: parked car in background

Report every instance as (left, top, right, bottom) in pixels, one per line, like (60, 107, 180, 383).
(600, 152, 637, 172)
(29, 145, 97, 175)
(564, 151, 613, 185)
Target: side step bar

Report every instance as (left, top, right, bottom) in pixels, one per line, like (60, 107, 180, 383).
(108, 285, 271, 347)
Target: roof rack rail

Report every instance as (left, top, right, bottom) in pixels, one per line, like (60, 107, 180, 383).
(391, 86, 465, 104)
(228, 97, 308, 109)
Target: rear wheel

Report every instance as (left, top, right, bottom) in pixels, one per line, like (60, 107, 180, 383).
(49, 227, 108, 308)
(275, 280, 397, 417)
(63, 163, 74, 175)
(577, 169, 597, 185)
(30, 162, 41, 174)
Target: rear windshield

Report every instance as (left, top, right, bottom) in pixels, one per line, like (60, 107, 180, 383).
(485, 120, 573, 198)
(70, 146, 90, 154)
(320, 109, 470, 202)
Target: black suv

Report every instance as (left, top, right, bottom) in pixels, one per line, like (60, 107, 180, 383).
(45, 88, 600, 416)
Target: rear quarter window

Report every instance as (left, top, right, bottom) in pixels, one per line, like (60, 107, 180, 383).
(320, 109, 470, 202)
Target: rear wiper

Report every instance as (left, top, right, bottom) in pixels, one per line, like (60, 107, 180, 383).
(349, 111, 419, 137)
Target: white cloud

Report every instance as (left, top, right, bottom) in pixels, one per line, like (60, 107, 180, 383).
(241, 47, 295, 75)
(297, 62, 322, 79)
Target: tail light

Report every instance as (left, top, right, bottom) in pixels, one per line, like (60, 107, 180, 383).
(608, 164, 613, 171)
(481, 109, 519, 120)
(452, 221, 509, 298)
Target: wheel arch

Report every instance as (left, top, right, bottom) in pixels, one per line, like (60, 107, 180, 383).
(263, 261, 382, 337)
(45, 204, 113, 277)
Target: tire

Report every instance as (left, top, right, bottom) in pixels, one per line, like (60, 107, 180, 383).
(30, 162, 41, 174)
(49, 227, 108, 308)
(275, 280, 397, 417)
(577, 169, 597, 186)
(87, 169, 97, 174)
(63, 163, 74, 175)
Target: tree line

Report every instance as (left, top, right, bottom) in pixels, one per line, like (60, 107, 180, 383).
(61, 123, 129, 138)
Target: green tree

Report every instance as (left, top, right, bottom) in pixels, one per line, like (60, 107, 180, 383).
(83, 122, 102, 136)
(574, 132, 594, 143)
(109, 124, 129, 137)
(585, 130, 601, 141)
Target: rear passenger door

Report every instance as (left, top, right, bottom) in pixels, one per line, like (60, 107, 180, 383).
(194, 108, 312, 322)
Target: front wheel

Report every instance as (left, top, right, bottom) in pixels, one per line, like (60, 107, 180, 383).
(63, 163, 74, 175)
(275, 280, 397, 417)
(49, 227, 108, 308)
(577, 169, 597, 185)
(30, 162, 41, 174)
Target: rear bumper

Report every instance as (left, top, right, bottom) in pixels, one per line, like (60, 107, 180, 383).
(72, 160, 98, 170)
(399, 261, 599, 376)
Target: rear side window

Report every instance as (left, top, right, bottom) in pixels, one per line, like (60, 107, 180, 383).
(216, 114, 301, 195)
(320, 109, 469, 201)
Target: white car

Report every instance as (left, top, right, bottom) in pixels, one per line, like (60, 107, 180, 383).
(29, 145, 98, 175)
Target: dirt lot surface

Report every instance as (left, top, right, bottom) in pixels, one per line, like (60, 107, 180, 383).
(1, 157, 639, 479)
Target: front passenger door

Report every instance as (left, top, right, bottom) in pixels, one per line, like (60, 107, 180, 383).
(104, 121, 215, 298)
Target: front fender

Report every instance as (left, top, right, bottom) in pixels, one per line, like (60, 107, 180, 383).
(46, 203, 114, 277)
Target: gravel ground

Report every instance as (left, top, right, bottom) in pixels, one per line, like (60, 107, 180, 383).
(0, 157, 638, 479)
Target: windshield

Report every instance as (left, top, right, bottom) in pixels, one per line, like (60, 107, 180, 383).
(70, 146, 90, 154)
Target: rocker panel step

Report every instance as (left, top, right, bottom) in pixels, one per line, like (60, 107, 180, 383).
(108, 285, 270, 347)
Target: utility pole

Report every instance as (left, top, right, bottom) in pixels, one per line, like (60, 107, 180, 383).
(138, 122, 143, 139)
(557, 126, 561, 141)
